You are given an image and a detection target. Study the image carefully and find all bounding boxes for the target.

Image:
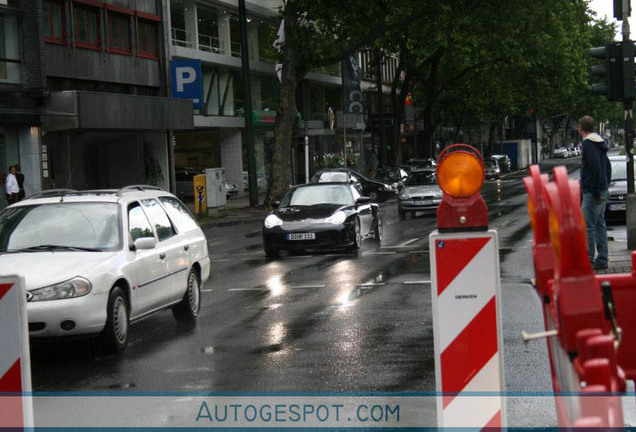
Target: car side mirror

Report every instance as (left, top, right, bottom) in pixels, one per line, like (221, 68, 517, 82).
(131, 237, 156, 251)
(356, 196, 371, 205)
(271, 201, 280, 209)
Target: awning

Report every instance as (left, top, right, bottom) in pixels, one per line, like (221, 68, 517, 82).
(42, 91, 194, 132)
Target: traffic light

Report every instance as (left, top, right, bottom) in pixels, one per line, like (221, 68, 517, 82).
(589, 41, 635, 102)
(589, 42, 622, 101)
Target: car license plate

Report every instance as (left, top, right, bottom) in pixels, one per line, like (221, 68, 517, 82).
(610, 203, 626, 211)
(414, 200, 433, 206)
(287, 233, 316, 240)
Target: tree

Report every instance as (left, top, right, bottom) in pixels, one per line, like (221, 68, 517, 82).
(264, 0, 430, 206)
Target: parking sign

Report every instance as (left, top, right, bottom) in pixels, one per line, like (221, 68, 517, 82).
(170, 59, 204, 109)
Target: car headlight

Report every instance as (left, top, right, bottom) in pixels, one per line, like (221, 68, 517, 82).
(399, 192, 411, 200)
(435, 192, 443, 199)
(325, 211, 346, 225)
(264, 214, 283, 229)
(30, 277, 92, 302)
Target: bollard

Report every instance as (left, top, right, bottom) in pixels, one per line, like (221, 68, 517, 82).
(430, 144, 505, 428)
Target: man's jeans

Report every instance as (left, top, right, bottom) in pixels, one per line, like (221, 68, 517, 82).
(582, 191, 609, 266)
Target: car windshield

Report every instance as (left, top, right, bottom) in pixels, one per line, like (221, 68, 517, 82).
(0, 203, 121, 252)
(318, 172, 349, 183)
(282, 185, 354, 207)
(485, 161, 496, 169)
(405, 171, 437, 186)
(611, 159, 627, 181)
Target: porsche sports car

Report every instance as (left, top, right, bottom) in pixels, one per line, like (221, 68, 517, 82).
(262, 183, 383, 257)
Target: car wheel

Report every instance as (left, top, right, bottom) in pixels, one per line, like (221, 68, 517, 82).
(369, 191, 379, 202)
(173, 268, 201, 323)
(102, 286, 129, 353)
(373, 213, 383, 243)
(348, 218, 362, 250)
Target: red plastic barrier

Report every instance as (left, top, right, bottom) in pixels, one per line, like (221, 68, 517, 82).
(523, 165, 632, 428)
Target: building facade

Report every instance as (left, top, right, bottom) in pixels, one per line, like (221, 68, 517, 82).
(0, 0, 45, 209)
(1, 0, 193, 209)
(166, 0, 399, 202)
(1, 0, 401, 206)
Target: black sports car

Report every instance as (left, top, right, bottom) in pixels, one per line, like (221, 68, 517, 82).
(310, 168, 394, 202)
(262, 183, 383, 257)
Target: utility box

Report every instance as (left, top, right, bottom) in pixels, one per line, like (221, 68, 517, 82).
(205, 168, 226, 214)
(193, 174, 207, 216)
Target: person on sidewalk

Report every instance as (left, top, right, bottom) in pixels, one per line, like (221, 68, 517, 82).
(15, 164, 25, 201)
(5, 165, 19, 205)
(579, 115, 611, 270)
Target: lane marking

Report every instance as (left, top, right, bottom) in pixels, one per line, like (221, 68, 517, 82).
(382, 238, 422, 249)
(210, 259, 231, 262)
(201, 289, 215, 293)
(292, 284, 326, 289)
(364, 251, 397, 255)
(228, 288, 267, 292)
(357, 282, 386, 287)
(398, 238, 421, 247)
(403, 280, 431, 285)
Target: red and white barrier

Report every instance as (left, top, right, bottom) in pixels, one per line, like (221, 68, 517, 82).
(0, 275, 33, 428)
(430, 231, 505, 428)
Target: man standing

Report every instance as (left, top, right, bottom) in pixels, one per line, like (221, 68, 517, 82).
(5, 165, 19, 205)
(579, 115, 611, 270)
(15, 164, 25, 201)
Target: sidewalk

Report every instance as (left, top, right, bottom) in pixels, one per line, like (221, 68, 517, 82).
(186, 195, 269, 228)
(600, 233, 633, 275)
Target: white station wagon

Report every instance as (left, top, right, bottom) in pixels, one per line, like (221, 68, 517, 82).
(0, 186, 210, 353)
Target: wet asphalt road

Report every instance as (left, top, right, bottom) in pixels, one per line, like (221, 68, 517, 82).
(28, 159, 590, 425)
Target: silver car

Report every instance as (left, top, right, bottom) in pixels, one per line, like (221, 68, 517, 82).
(397, 168, 442, 220)
(0, 186, 210, 353)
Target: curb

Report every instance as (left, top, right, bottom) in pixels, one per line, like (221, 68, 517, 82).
(199, 217, 265, 228)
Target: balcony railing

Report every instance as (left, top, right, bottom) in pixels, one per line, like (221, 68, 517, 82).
(199, 33, 220, 54)
(171, 28, 193, 48)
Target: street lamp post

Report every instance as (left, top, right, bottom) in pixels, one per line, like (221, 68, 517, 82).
(239, 0, 258, 207)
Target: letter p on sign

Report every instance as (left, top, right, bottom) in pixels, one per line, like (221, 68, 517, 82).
(170, 59, 204, 109)
(176, 67, 196, 92)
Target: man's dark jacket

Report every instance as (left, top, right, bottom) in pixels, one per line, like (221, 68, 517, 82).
(580, 132, 611, 199)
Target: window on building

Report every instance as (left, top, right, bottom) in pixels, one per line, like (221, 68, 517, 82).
(108, 13, 130, 54)
(44, 0, 66, 44)
(138, 20, 158, 59)
(74, 5, 100, 49)
(0, 14, 20, 84)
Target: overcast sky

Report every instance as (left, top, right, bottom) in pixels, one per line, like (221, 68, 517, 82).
(589, 0, 629, 39)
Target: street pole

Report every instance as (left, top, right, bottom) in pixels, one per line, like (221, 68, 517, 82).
(621, 3, 636, 249)
(375, 48, 387, 167)
(239, 0, 258, 207)
(304, 121, 309, 183)
(343, 114, 347, 167)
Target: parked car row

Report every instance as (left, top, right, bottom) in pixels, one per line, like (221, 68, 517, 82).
(554, 146, 581, 159)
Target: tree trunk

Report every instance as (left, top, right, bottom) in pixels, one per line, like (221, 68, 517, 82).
(264, 1, 299, 207)
(486, 121, 497, 157)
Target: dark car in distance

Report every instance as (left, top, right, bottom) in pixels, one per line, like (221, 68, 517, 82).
(311, 168, 394, 202)
(262, 183, 382, 257)
(606, 155, 630, 221)
(372, 166, 409, 192)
